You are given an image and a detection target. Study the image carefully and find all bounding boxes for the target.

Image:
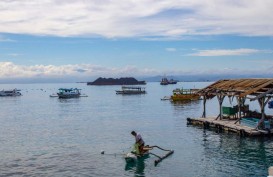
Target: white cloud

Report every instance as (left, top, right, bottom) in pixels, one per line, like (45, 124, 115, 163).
(1, 61, 273, 83)
(0, 0, 273, 37)
(165, 48, 177, 52)
(0, 62, 159, 79)
(187, 48, 269, 56)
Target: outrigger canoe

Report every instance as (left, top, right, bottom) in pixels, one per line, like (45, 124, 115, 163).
(124, 144, 174, 166)
(124, 144, 151, 163)
(124, 152, 150, 163)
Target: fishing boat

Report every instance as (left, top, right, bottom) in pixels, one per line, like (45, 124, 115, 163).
(168, 79, 177, 84)
(160, 77, 169, 85)
(124, 151, 150, 163)
(124, 144, 174, 166)
(57, 88, 81, 98)
(160, 77, 177, 85)
(0, 89, 22, 96)
(116, 86, 146, 95)
(124, 144, 151, 163)
(161, 96, 171, 100)
(171, 88, 200, 101)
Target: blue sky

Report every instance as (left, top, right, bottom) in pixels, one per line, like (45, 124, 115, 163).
(0, 0, 273, 82)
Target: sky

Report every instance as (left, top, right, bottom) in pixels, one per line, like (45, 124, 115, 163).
(0, 0, 273, 83)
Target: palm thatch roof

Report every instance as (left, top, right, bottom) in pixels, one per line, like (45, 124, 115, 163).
(197, 79, 273, 99)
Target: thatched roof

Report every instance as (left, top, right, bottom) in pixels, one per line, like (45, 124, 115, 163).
(197, 79, 273, 99)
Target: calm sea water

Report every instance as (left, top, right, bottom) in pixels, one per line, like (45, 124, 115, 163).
(1, 82, 273, 177)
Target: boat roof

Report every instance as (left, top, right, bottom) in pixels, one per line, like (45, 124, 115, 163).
(121, 86, 145, 89)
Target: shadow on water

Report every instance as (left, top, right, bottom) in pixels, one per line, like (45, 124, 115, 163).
(124, 155, 149, 177)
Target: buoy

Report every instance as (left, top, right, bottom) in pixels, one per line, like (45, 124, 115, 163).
(101, 150, 105, 154)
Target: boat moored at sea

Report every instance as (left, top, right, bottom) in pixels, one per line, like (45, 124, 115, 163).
(160, 77, 177, 85)
(116, 86, 146, 95)
(57, 88, 81, 98)
(171, 88, 200, 101)
(0, 89, 22, 96)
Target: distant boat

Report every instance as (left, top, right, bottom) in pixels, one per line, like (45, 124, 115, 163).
(160, 77, 178, 85)
(160, 77, 169, 85)
(116, 86, 146, 95)
(168, 79, 177, 84)
(57, 88, 81, 98)
(161, 96, 171, 100)
(171, 88, 200, 101)
(0, 89, 22, 96)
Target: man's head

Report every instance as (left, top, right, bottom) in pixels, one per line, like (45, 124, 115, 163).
(131, 131, 136, 136)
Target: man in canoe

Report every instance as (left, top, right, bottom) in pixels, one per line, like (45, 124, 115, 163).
(131, 131, 145, 155)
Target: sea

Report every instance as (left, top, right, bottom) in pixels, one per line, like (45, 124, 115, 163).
(1, 82, 273, 177)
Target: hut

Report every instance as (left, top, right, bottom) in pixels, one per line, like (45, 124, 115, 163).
(188, 79, 273, 136)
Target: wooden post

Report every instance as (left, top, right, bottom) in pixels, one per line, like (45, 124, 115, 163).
(202, 95, 207, 118)
(234, 96, 245, 124)
(216, 93, 225, 120)
(256, 97, 271, 129)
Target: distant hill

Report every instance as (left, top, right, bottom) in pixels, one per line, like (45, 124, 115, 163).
(87, 77, 146, 85)
(140, 74, 273, 82)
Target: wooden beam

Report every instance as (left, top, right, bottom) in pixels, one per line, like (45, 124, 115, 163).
(250, 88, 273, 101)
(239, 80, 273, 97)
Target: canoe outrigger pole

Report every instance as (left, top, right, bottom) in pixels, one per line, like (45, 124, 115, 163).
(143, 145, 174, 166)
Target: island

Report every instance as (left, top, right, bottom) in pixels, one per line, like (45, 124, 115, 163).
(87, 77, 146, 85)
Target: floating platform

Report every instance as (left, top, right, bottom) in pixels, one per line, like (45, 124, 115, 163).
(187, 117, 272, 137)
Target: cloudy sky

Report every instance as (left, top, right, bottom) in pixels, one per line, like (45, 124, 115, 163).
(0, 0, 273, 82)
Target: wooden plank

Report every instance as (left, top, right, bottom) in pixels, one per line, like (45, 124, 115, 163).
(240, 80, 273, 97)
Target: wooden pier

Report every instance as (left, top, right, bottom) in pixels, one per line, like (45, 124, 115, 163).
(187, 117, 272, 137)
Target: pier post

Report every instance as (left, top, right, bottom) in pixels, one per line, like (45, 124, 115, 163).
(216, 93, 225, 120)
(256, 97, 271, 129)
(202, 95, 207, 118)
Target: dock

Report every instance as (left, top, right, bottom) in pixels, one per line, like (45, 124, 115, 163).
(189, 79, 273, 137)
(187, 117, 272, 137)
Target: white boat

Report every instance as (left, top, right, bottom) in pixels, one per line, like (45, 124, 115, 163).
(49, 93, 59, 97)
(161, 96, 170, 100)
(124, 152, 149, 163)
(57, 88, 81, 98)
(116, 86, 146, 95)
(0, 89, 22, 96)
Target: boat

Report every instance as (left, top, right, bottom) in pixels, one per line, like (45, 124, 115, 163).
(160, 77, 169, 85)
(116, 86, 146, 95)
(124, 151, 150, 163)
(0, 89, 22, 96)
(171, 88, 200, 101)
(49, 93, 59, 97)
(161, 96, 171, 100)
(124, 144, 150, 163)
(168, 79, 177, 84)
(57, 88, 81, 98)
(124, 144, 174, 166)
(160, 77, 177, 85)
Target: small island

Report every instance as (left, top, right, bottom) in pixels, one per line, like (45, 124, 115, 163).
(87, 77, 146, 85)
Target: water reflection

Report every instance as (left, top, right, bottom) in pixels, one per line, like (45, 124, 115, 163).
(124, 156, 149, 177)
(171, 100, 201, 107)
(201, 129, 273, 176)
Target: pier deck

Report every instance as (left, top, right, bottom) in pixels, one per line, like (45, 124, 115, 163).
(187, 117, 272, 136)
